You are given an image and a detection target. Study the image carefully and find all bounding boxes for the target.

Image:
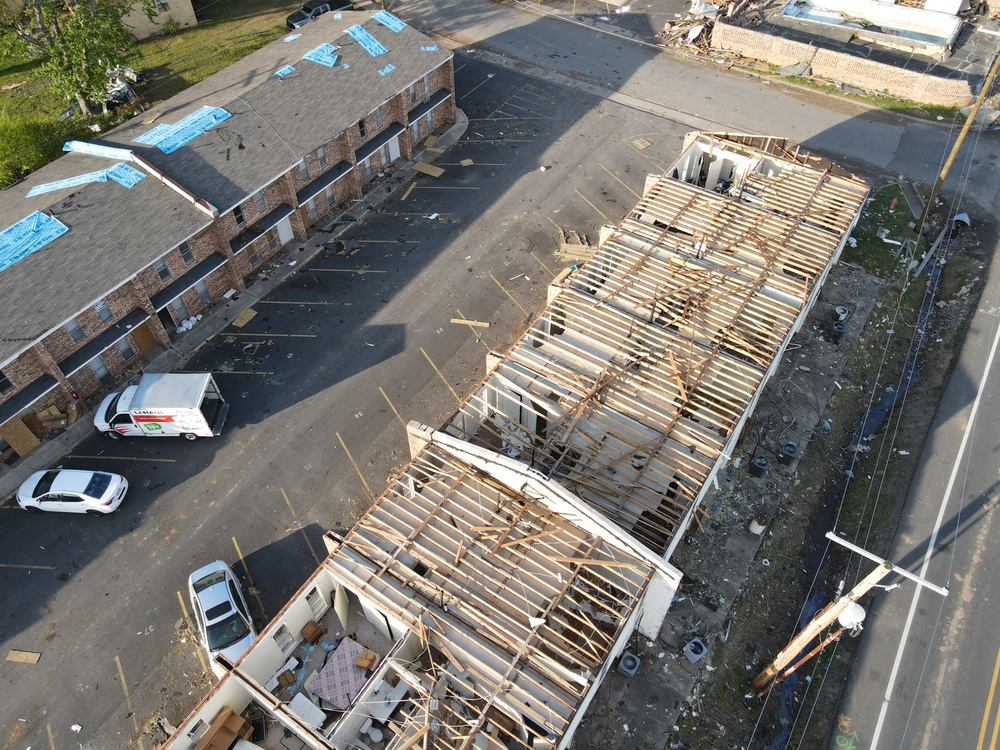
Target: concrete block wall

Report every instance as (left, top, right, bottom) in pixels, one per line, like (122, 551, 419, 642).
(711, 21, 975, 106)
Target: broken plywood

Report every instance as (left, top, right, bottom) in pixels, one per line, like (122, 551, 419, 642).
(6, 650, 41, 664)
(232, 308, 257, 328)
(413, 162, 445, 178)
(0, 417, 40, 456)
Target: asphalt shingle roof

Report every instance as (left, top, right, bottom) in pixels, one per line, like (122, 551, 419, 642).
(0, 10, 451, 367)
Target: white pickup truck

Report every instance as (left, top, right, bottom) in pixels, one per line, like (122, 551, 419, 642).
(94, 373, 229, 440)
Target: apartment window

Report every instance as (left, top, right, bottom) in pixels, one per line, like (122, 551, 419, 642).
(266, 229, 278, 253)
(90, 357, 112, 384)
(66, 318, 86, 343)
(116, 338, 135, 361)
(363, 158, 372, 177)
(408, 83, 417, 103)
(306, 587, 325, 616)
(172, 296, 189, 321)
(358, 118, 367, 139)
(423, 74, 430, 93)
(273, 624, 294, 653)
(299, 161, 310, 181)
(179, 241, 194, 265)
(306, 199, 318, 222)
(317, 146, 328, 170)
(324, 184, 335, 207)
(195, 280, 211, 304)
(253, 191, 267, 213)
(0, 371, 13, 396)
(233, 205, 246, 227)
(374, 108, 383, 129)
(94, 299, 112, 323)
(247, 246, 260, 267)
(154, 258, 171, 282)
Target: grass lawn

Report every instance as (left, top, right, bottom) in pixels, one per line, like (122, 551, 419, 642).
(0, 0, 310, 184)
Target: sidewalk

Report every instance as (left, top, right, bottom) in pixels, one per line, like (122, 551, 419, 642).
(0, 108, 469, 506)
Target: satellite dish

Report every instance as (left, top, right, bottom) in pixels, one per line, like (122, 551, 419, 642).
(837, 600, 866, 629)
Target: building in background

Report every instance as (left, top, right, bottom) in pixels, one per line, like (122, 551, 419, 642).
(0, 9, 454, 459)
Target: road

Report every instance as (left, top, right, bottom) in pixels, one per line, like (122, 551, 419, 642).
(832, 246, 1000, 748)
(3, 1, 1000, 748)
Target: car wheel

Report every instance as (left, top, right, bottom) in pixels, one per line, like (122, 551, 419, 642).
(182, 433, 197, 441)
(86, 509, 106, 517)
(106, 431, 122, 441)
(26, 506, 43, 513)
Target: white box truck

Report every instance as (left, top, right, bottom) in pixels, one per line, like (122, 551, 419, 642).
(94, 373, 229, 440)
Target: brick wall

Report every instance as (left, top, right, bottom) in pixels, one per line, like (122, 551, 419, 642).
(711, 22, 974, 106)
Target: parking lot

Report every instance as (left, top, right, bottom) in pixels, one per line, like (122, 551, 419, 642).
(0, 54, 691, 749)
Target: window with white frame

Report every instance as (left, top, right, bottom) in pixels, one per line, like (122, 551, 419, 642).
(66, 318, 85, 342)
(233, 205, 246, 227)
(116, 338, 135, 361)
(266, 229, 278, 252)
(358, 118, 367, 139)
(253, 191, 267, 213)
(408, 83, 417, 103)
(324, 184, 335, 206)
(247, 246, 260, 267)
(306, 587, 326, 616)
(155, 258, 170, 282)
(299, 161, 310, 181)
(306, 199, 318, 222)
(317, 146, 328, 170)
(273, 624, 295, 653)
(0, 371, 14, 395)
(179, 241, 195, 265)
(423, 73, 430, 93)
(374, 108, 383, 129)
(195, 280, 211, 304)
(94, 299, 112, 323)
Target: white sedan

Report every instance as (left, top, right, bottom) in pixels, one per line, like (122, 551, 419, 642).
(188, 561, 257, 677)
(17, 469, 129, 515)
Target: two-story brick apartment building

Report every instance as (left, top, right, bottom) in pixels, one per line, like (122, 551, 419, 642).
(0, 10, 454, 458)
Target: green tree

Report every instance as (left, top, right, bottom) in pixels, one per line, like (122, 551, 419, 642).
(0, 112, 66, 187)
(0, 0, 150, 115)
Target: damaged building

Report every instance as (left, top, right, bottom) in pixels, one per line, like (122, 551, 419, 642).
(160, 133, 867, 750)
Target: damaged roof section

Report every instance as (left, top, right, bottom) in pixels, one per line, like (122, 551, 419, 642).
(443, 132, 868, 559)
(163, 437, 674, 750)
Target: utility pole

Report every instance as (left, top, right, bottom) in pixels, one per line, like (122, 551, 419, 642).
(751, 532, 948, 697)
(914, 49, 1000, 240)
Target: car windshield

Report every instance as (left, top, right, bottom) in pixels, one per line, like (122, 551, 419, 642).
(82, 472, 112, 499)
(32, 471, 59, 498)
(192, 571, 226, 593)
(206, 611, 251, 651)
(103, 392, 123, 423)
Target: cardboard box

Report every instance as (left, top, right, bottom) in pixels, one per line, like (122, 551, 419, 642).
(301, 620, 323, 645)
(355, 651, 378, 670)
(277, 669, 296, 688)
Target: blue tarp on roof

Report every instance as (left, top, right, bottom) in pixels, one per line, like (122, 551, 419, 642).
(302, 44, 340, 67)
(373, 10, 407, 31)
(345, 25, 388, 56)
(106, 163, 146, 188)
(276, 65, 296, 78)
(132, 106, 232, 154)
(62, 141, 135, 161)
(26, 162, 145, 197)
(0, 212, 69, 274)
(26, 170, 108, 197)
